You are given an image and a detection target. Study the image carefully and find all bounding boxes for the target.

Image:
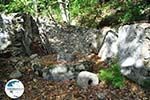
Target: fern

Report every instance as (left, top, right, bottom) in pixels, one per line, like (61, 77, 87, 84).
(99, 63, 125, 88)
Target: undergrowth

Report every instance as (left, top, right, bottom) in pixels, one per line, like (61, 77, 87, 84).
(0, 0, 149, 27)
(98, 60, 125, 89)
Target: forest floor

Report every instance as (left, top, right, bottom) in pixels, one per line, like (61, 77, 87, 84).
(0, 1, 149, 99)
(0, 54, 150, 100)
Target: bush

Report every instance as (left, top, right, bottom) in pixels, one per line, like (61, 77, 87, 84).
(98, 62, 125, 88)
(0, 4, 5, 12)
(70, 0, 97, 18)
(3, 0, 34, 14)
(118, 0, 145, 24)
(0, 0, 149, 26)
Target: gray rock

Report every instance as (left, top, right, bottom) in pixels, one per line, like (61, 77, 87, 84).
(98, 30, 118, 61)
(15, 60, 25, 68)
(32, 63, 43, 76)
(0, 13, 36, 56)
(45, 25, 103, 54)
(0, 31, 11, 50)
(75, 61, 93, 72)
(97, 24, 150, 87)
(48, 64, 74, 81)
(118, 25, 145, 75)
(142, 25, 150, 68)
(0, 13, 105, 56)
(42, 69, 52, 80)
(50, 64, 68, 74)
(96, 92, 106, 100)
(9, 70, 22, 79)
(118, 24, 150, 87)
(77, 71, 99, 88)
(75, 64, 85, 71)
(31, 55, 42, 72)
(31, 58, 94, 81)
(30, 54, 38, 60)
(9, 57, 19, 63)
(52, 71, 74, 81)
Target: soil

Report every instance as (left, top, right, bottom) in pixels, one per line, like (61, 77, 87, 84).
(0, 55, 150, 100)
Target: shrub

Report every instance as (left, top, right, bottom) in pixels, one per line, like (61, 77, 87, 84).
(99, 62, 125, 88)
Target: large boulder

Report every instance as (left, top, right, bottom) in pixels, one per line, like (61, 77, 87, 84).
(118, 25, 145, 75)
(118, 24, 150, 87)
(98, 30, 118, 61)
(97, 23, 150, 87)
(0, 14, 12, 50)
(0, 13, 40, 56)
(0, 13, 105, 57)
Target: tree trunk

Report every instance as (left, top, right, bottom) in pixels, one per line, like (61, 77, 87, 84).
(58, 0, 70, 23)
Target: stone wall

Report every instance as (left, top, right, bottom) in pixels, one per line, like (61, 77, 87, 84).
(0, 13, 149, 87)
(98, 23, 150, 87)
(0, 13, 104, 56)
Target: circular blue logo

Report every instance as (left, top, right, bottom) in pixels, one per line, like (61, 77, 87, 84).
(5, 79, 24, 99)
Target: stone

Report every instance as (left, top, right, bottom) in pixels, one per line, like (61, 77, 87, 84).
(118, 25, 145, 75)
(9, 70, 22, 79)
(0, 31, 11, 50)
(31, 56, 94, 81)
(42, 69, 52, 80)
(75, 64, 85, 71)
(97, 24, 150, 87)
(96, 92, 106, 100)
(44, 25, 103, 54)
(118, 24, 150, 87)
(47, 64, 74, 81)
(0, 13, 105, 56)
(10, 57, 19, 63)
(52, 71, 74, 81)
(30, 54, 38, 60)
(141, 25, 150, 68)
(98, 30, 118, 61)
(121, 57, 135, 67)
(50, 64, 68, 74)
(75, 61, 93, 71)
(77, 71, 99, 88)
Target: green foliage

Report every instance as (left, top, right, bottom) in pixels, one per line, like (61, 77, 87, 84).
(4, 0, 34, 14)
(0, 0, 61, 20)
(77, 0, 149, 27)
(0, 4, 5, 12)
(70, 0, 97, 17)
(99, 62, 125, 88)
(118, 0, 146, 24)
(0, 0, 149, 26)
(0, 0, 59, 15)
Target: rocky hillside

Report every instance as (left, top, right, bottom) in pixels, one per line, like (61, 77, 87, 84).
(0, 13, 150, 99)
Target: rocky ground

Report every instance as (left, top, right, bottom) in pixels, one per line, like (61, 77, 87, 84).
(0, 54, 150, 100)
(0, 13, 150, 100)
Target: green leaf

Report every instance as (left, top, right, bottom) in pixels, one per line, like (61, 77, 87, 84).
(98, 60, 125, 88)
